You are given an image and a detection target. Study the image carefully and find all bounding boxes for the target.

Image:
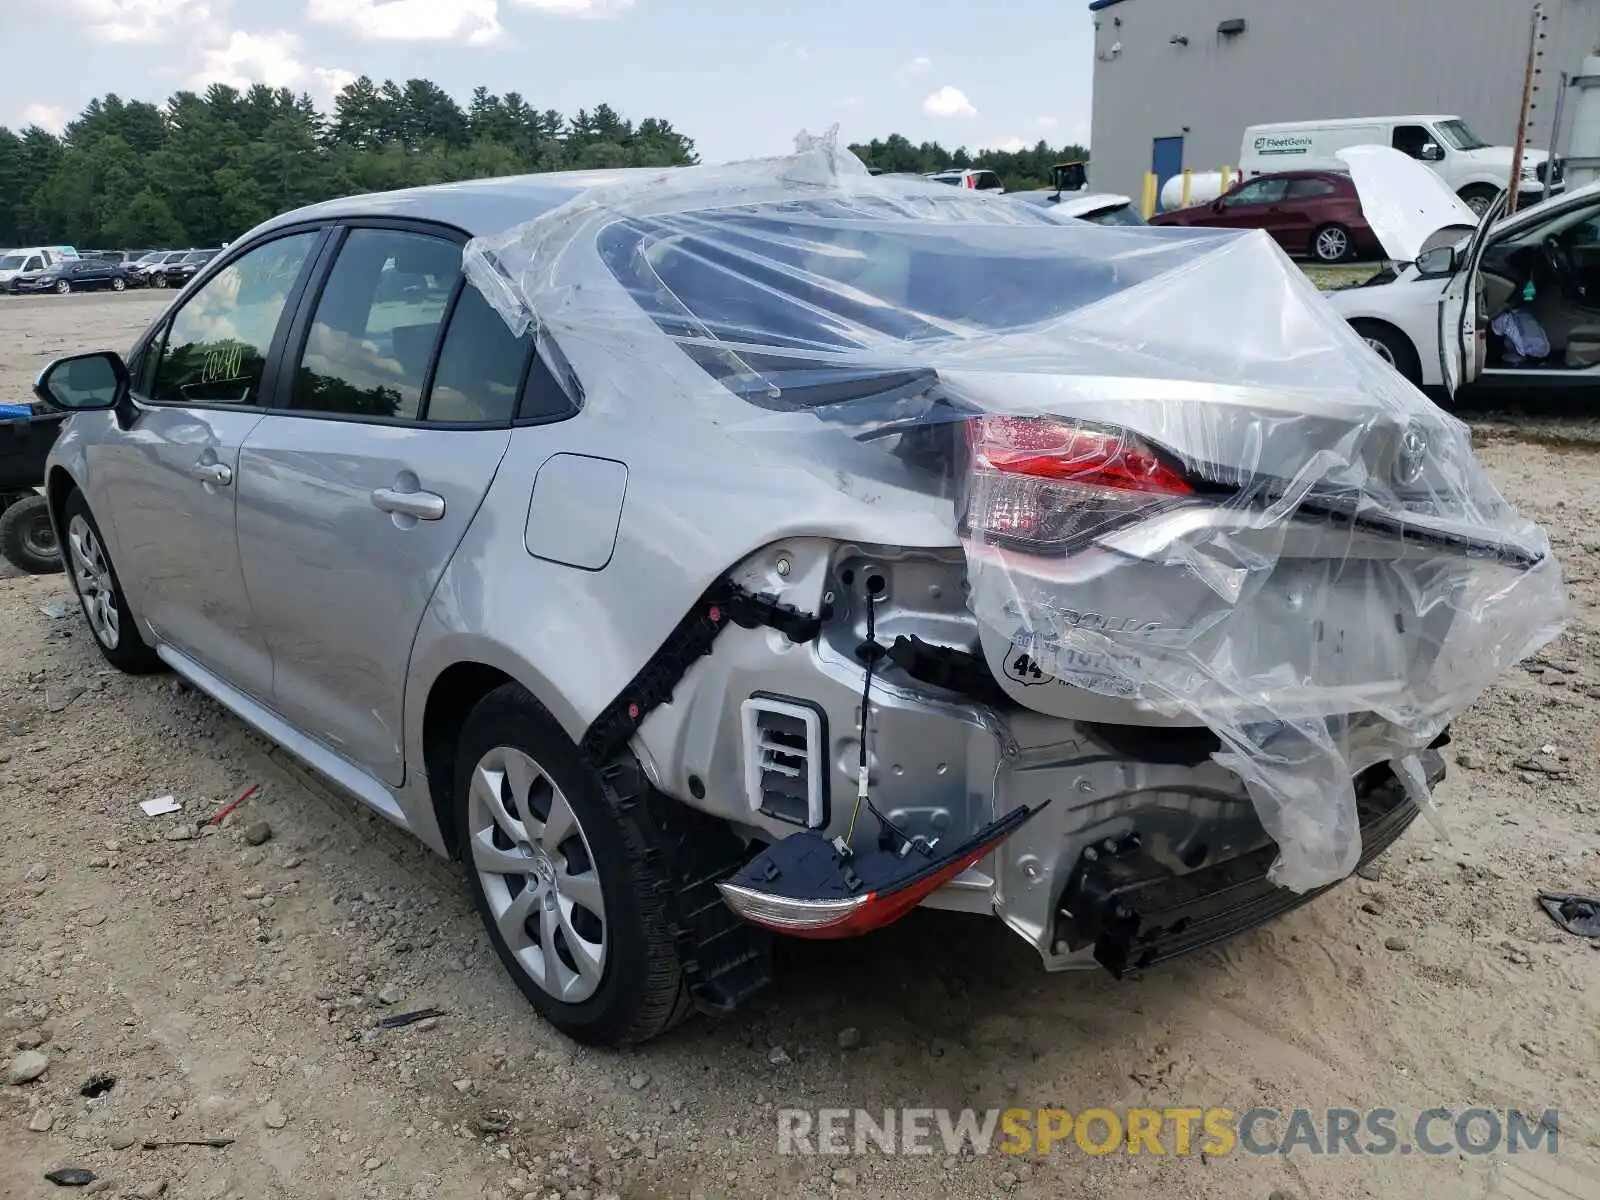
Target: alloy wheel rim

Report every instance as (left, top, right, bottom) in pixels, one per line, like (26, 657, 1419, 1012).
(1466, 195, 1490, 217)
(1318, 229, 1348, 261)
(67, 515, 119, 649)
(1365, 336, 1396, 367)
(467, 745, 607, 1003)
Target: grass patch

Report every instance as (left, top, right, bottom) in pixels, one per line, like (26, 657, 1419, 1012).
(1303, 263, 1381, 291)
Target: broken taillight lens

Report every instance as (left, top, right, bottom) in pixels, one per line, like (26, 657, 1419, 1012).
(962, 415, 1196, 554)
(717, 806, 1040, 939)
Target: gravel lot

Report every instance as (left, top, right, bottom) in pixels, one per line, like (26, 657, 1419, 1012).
(3, 292, 1599, 1200)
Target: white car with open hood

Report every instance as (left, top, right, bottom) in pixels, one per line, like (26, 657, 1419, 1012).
(1326, 145, 1600, 398)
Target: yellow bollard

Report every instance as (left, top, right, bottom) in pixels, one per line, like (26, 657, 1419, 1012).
(1180, 169, 1193, 208)
(1142, 172, 1159, 218)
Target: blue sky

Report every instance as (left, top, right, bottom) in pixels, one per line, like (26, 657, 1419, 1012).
(1, 0, 1094, 162)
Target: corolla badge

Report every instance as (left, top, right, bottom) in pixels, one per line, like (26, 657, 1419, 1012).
(1395, 424, 1429, 486)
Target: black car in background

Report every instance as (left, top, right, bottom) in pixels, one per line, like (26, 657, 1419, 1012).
(10, 257, 136, 295)
(156, 248, 220, 288)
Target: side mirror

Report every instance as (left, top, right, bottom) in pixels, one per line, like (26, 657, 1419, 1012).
(1211, 197, 1227, 213)
(1415, 245, 1458, 278)
(1420, 143, 1445, 162)
(34, 351, 129, 413)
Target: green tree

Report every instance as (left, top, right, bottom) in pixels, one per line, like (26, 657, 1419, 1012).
(0, 80, 698, 247)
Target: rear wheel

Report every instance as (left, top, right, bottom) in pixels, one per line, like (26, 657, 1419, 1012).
(111, 277, 126, 292)
(62, 490, 161, 673)
(454, 684, 690, 1045)
(1350, 320, 1423, 386)
(1311, 223, 1353, 263)
(0, 495, 63, 574)
(54, 279, 71, 295)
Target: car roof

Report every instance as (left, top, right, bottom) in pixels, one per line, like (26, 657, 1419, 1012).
(1248, 116, 1456, 130)
(257, 168, 670, 240)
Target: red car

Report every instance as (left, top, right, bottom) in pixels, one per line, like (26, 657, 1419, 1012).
(1148, 170, 1380, 263)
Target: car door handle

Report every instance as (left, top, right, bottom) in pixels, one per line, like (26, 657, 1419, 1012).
(371, 487, 445, 521)
(191, 462, 232, 486)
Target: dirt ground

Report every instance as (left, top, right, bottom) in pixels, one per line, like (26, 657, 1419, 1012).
(2, 291, 1599, 1200)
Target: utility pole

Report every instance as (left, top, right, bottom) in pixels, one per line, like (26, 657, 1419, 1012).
(1508, 2, 1546, 212)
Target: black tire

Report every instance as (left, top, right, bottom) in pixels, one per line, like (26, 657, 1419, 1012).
(1311, 223, 1354, 263)
(1350, 320, 1423, 386)
(61, 489, 162, 673)
(453, 683, 690, 1046)
(154, 275, 168, 289)
(111, 277, 126, 292)
(54, 279, 71, 295)
(0, 494, 64, 574)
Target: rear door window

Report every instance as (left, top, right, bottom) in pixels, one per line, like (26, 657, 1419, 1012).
(289, 228, 457, 421)
(1286, 178, 1338, 199)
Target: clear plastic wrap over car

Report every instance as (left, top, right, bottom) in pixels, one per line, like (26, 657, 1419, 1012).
(462, 129, 1566, 893)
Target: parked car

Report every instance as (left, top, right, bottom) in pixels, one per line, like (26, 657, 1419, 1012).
(1326, 144, 1600, 399)
(1242, 116, 1561, 216)
(925, 168, 1005, 193)
(10, 257, 135, 294)
(137, 250, 194, 287)
(156, 248, 220, 288)
(34, 159, 1557, 1045)
(1011, 190, 1146, 226)
(0, 246, 81, 289)
(1149, 170, 1380, 263)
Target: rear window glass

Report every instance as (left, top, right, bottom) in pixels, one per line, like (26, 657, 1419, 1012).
(595, 199, 1215, 401)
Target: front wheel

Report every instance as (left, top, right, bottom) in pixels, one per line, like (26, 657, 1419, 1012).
(153, 275, 168, 289)
(454, 684, 690, 1046)
(1459, 186, 1499, 218)
(1350, 320, 1423, 386)
(54, 279, 71, 295)
(0, 495, 62, 574)
(1312, 223, 1353, 263)
(62, 490, 162, 673)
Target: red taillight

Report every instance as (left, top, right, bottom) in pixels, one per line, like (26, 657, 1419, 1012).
(963, 416, 1195, 553)
(968, 415, 1193, 495)
(717, 822, 1025, 939)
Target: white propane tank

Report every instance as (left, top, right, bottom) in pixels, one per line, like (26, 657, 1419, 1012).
(1159, 169, 1242, 212)
(1567, 54, 1600, 190)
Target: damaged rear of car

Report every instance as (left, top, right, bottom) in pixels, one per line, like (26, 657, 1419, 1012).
(452, 134, 1565, 1039)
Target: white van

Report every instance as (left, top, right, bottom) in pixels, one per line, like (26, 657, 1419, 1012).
(1240, 116, 1560, 216)
(0, 246, 81, 288)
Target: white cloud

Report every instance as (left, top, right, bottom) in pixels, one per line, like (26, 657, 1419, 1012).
(1035, 116, 1058, 129)
(306, 0, 504, 43)
(922, 86, 976, 119)
(511, 0, 636, 13)
(895, 55, 932, 86)
(835, 95, 861, 109)
(65, 0, 215, 42)
(775, 40, 811, 61)
(190, 30, 355, 106)
(995, 136, 1027, 153)
(20, 104, 70, 134)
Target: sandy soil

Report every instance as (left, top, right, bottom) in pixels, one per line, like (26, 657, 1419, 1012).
(2, 292, 1599, 1200)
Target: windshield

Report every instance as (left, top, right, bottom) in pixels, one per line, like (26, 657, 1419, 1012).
(182, 251, 211, 263)
(135, 253, 163, 264)
(1435, 120, 1490, 152)
(0, 255, 23, 270)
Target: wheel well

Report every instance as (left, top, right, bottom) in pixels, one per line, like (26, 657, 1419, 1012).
(421, 662, 517, 858)
(1348, 319, 1422, 381)
(1458, 183, 1499, 198)
(45, 468, 77, 537)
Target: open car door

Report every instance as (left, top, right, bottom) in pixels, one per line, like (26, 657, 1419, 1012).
(1438, 189, 1509, 397)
